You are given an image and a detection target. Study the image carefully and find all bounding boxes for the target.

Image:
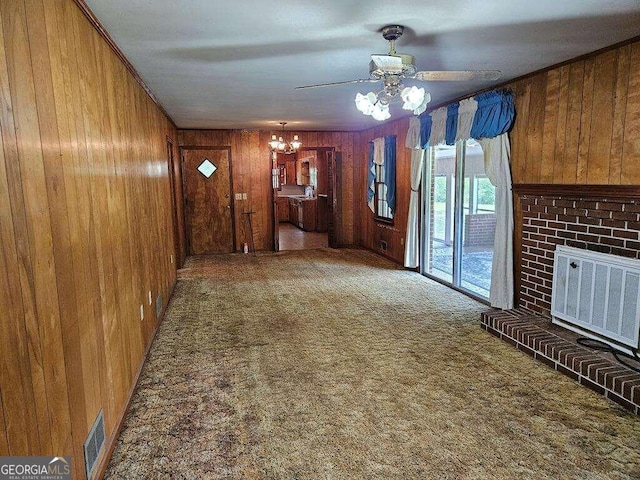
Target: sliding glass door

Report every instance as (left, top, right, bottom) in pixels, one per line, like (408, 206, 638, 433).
(421, 140, 495, 300)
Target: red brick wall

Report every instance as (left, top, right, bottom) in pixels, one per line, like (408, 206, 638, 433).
(519, 195, 640, 316)
(464, 213, 496, 246)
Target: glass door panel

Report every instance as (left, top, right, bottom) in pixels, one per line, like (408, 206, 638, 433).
(459, 140, 494, 298)
(424, 145, 456, 283)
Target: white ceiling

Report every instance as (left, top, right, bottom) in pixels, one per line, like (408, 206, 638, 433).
(85, 0, 640, 131)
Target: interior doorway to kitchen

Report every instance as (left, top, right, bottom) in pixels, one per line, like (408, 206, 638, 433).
(272, 148, 336, 251)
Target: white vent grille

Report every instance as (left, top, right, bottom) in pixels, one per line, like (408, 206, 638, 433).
(84, 410, 105, 479)
(552, 246, 640, 352)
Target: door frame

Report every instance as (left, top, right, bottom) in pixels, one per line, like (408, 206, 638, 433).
(271, 146, 339, 251)
(166, 137, 182, 265)
(180, 146, 236, 254)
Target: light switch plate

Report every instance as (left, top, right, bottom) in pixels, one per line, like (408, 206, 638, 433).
(242, 193, 247, 200)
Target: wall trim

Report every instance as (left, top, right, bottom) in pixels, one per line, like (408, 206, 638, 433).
(72, 0, 177, 128)
(513, 184, 640, 199)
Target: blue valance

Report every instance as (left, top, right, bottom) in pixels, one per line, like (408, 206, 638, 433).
(419, 115, 432, 149)
(470, 90, 515, 139)
(418, 89, 514, 146)
(445, 102, 459, 145)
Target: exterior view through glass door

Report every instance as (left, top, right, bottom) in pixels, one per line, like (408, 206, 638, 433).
(421, 139, 496, 300)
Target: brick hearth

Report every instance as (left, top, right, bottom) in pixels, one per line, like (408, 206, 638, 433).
(481, 309, 640, 415)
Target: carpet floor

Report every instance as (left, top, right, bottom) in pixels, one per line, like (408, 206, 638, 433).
(104, 248, 640, 479)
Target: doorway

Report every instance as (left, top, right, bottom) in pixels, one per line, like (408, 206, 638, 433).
(421, 140, 496, 300)
(181, 147, 235, 254)
(272, 148, 337, 251)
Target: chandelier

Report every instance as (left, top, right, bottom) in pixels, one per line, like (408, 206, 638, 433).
(269, 122, 302, 154)
(355, 82, 430, 121)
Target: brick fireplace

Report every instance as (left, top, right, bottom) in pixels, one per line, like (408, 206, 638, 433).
(481, 184, 640, 416)
(517, 185, 640, 316)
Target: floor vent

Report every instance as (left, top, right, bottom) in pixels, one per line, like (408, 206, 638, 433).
(156, 293, 163, 318)
(84, 410, 105, 479)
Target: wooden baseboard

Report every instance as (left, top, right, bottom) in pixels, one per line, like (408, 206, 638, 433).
(94, 277, 177, 479)
(360, 244, 405, 267)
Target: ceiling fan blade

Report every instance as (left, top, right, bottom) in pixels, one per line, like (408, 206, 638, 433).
(414, 70, 502, 81)
(295, 79, 379, 90)
(371, 54, 403, 72)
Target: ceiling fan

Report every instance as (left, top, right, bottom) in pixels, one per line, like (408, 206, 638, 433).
(296, 25, 501, 120)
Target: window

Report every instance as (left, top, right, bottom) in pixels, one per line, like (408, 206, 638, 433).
(374, 163, 393, 221)
(368, 135, 396, 222)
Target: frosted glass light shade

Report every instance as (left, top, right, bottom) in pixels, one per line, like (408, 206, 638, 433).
(401, 87, 431, 115)
(355, 92, 377, 115)
(401, 86, 425, 110)
(413, 92, 431, 115)
(290, 134, 301, 150)
(371, 103, 390, 121)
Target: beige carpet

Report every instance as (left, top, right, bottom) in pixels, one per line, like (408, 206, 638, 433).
(105, 248, 640, 479)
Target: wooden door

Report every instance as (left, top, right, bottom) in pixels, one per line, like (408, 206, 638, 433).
(182, 148, 235, 254)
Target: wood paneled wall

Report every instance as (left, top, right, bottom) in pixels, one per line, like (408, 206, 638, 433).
(0, 1, 177, 478)
(354, 116, 413, 265)
(510, 40, 640, 185)
(178, 130, 357, 250)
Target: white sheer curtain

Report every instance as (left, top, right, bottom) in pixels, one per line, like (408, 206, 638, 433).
(479, 133, 514, 309)
(404, 118, 424, 268)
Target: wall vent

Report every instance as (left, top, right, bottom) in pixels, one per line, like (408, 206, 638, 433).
(156, 293, 163, 318)
(84, 410, 105, 479)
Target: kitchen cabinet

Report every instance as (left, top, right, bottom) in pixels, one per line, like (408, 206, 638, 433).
(276, 197, 289, 222)
(301, 199, 317, 232)
(288, 198, 317, 231)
